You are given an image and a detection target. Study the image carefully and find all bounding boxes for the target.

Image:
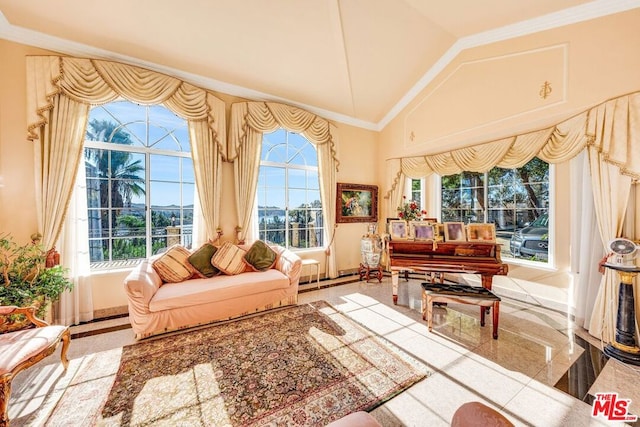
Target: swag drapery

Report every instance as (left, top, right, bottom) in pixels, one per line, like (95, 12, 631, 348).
(229, 102, 340, 279)
(26, 56, 227, 325)
(385, 91, 640, 344)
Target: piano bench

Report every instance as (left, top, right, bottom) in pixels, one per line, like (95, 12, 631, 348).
(421, 283, 501, 339)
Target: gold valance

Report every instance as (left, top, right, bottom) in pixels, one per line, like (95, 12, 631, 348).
(228, 101, 339, 167)
(26, 56, 226, 159)
(386, 91, 640, 199)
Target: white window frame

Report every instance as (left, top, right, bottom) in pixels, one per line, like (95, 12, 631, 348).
(84, 102, 193, 269)
(437, 163, 555, 268)
(256, 129, 322, 251)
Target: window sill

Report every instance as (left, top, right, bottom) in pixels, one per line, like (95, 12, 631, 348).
(504, 257, 557, 272)
(292, 247, 326, 255)
(89, 265, 139, 276)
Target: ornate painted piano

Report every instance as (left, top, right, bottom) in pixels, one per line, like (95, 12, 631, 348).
(387, 240, 508, 304)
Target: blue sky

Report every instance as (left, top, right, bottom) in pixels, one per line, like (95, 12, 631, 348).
(86, 101, 195, 207)
(86, 101, 320, 210)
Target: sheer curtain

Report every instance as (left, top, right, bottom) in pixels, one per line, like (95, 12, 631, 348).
(570, 151, 604, 331)
(56, 165, 93, 324)
(229, 102, 341, 278)
(27, 56, 226, 325)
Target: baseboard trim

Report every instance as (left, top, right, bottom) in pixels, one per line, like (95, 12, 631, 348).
(93, 305, 129, 320)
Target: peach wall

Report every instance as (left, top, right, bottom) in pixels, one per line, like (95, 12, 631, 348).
(333, 124, 379, 273)
(0, 40, 45, 243)
(0, 39, 379, 312)
(380, 10, 640, 160)
(378, 10, 640, 296)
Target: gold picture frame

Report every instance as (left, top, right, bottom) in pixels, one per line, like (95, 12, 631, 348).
(336, 183, 378, 223)
(410, 221, 435, 240)
(467, 223, 496, 243)
(389, 220, 408, 240)
(444, 222, 466, 242)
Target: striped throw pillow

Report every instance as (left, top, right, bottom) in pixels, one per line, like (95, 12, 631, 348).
(152, 245, 194, 283)
(211, 242, 247, 275)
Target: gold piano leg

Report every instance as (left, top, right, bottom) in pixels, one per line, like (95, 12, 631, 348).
(391, 270, 399, 304)
(422, 289, 427, 320)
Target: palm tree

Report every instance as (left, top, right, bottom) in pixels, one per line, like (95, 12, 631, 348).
(85, 119, 145, 230)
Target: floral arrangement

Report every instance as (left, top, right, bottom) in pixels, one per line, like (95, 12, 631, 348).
(397, 196, 427, 221)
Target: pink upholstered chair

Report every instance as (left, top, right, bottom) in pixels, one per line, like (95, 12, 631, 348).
(326, 411, 382, 427)
(451, 401, 514, 427)
(0, 306, 70, 426)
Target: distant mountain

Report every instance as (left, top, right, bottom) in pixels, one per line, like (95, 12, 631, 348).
(258, 206, 285, 218)
(129, 203, 193, 210)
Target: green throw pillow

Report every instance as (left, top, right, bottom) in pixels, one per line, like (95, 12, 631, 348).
(188, 243, 219, 278)
(243, 240, 277, 271)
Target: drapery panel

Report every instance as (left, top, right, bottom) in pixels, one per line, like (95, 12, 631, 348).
(229, 102, 340, 278)
(33, 95, 89, 251)
(27, 56, 227, 326)
(383, 90, 640, 344)
(587, 146, 634, 343)
(384, 158, 405, 219)
(27, 56, 227, 243)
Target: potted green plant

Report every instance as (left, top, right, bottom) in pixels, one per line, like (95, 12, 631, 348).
(0, 233, 73, 331)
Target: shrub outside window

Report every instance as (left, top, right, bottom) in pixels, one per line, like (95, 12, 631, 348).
(440, 158, 550, 263)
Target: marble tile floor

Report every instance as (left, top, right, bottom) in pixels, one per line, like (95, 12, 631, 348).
(9, 276, 640, 426)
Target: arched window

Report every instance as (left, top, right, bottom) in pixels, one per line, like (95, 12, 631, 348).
(84, 100, 193, 268)
(256, 129, 323, 250)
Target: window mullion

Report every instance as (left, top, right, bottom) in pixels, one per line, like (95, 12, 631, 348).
(107, 150, 113, 264)
(145, 152, 152, 258)
(484, 172, 489, 222)
(179, 158, 183, 246)
(284, 163, 289, 249)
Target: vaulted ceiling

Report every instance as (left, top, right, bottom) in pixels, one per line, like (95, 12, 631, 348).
(1, 0, 637, 130)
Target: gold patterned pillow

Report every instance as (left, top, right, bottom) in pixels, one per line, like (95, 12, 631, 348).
(152, 245, 194, 283)
(211, 242, 247, 275)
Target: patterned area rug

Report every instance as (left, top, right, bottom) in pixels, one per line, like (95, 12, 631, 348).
(37, 301, 429, 426)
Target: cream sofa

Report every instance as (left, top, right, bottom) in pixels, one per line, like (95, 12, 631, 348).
(124, 245, 301, 339)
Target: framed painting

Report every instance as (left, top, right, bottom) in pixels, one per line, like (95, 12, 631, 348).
(467, 223, 496, 242)
(444, 222, 466, 242)
(410, 221, 435, 240)
(336, 183, 378, 223)
(389, 220, 408, 240)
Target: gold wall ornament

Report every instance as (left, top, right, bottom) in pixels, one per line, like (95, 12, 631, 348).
(539, 81, 552, 99)
(409, 131, 415, 142)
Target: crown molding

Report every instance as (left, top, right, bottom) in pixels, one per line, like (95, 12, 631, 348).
(2, 0, 640, 132)
(0, 11, 379, 131)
